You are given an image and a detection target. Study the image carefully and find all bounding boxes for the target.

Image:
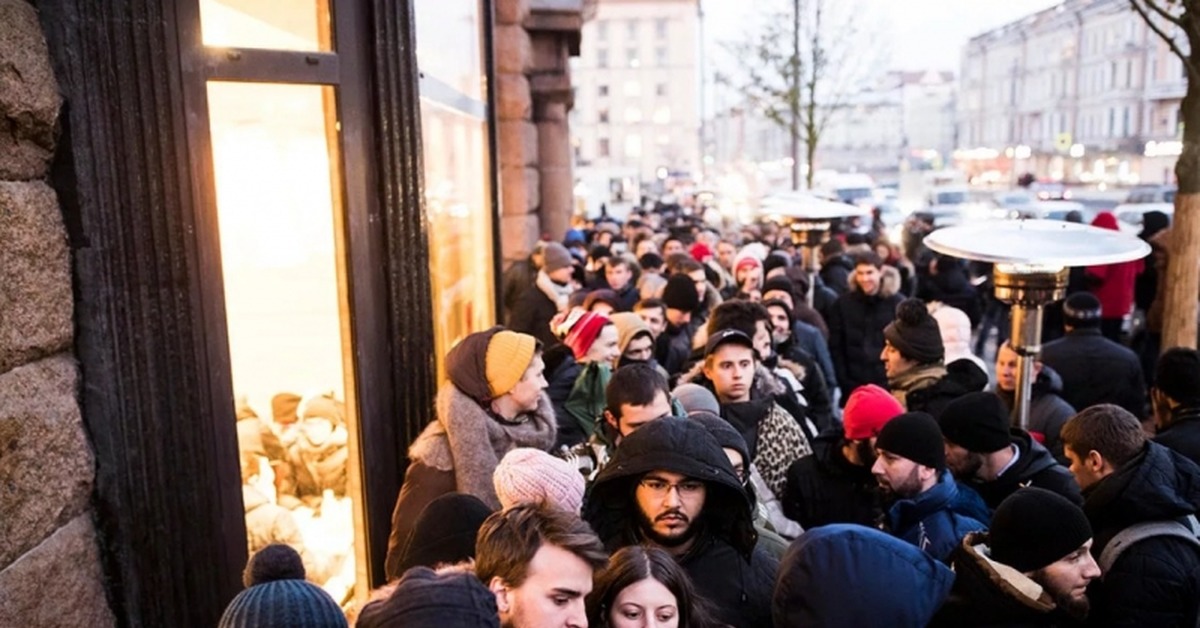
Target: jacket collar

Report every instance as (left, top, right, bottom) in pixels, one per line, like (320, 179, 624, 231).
(886, 470, 957, 530)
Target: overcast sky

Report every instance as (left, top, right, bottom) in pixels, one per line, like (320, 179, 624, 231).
(704, 0, 1064, 73)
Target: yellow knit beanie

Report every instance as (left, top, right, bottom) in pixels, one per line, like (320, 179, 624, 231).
(485, 331, 538, 397)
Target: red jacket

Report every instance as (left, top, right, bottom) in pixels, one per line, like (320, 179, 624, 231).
(1086, 212, 1143, 318)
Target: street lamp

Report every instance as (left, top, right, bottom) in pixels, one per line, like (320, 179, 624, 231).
(924, 220, 1149, 429)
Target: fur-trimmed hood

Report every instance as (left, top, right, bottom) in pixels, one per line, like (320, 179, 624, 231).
(408, 382, 557, 509)
(931, 532, 1061, 627)
(677, 360, 790, 400)
(848, 263, 902, 298)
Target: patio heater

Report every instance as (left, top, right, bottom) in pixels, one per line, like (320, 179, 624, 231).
(761, 192, 870, 307)
(924, 220, 1149, 429)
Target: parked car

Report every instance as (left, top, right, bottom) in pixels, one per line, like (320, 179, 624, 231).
(1029, 181, 1072, 200)
(1124, 184, 1176, 204)
(1112, 202, 1174, 234)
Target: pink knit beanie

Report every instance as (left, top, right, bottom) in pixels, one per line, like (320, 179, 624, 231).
(493, 448, 585, 514)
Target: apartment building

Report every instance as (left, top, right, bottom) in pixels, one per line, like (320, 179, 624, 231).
(956, 0, 1185, 185)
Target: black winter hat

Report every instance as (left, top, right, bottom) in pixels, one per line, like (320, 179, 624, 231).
(219, 574, 346, 628)
(662, 273, 700, 311)
(1154, 347, 1200, 406)
(688, 410, 751, 478)
(357, 567, 499, 628)
(761, 275, 796, 299)
(393, 493, 493, 577)
(883, 298, 944, 364)
(763, 252, 792, 276)
(244, 544, 305, 587)
(875, 412, 945, 471)
(1062, 292, 1102, 328)
(937, 392, 1012, 453)
(990, 488, 1093, 573)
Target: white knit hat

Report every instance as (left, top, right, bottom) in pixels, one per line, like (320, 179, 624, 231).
(493, 448, 586, 514)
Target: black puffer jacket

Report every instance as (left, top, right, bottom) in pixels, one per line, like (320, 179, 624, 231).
(996, 366, 1075, 465)
(827, 272, 903, 399)
(964, 430, 1082, 511)
(1083, 442, 1200, 628)
(1155, 406, 1200, 468)
(1040, 328, 1145, 418)
(782, 429, 882, 529)
(819, 254, 855, 296)
(507, 283, 560, 347)
(904, 358, 990, 419)
(918, 258, 982, 327)
(583, 418, 778, 628)
(655, 320, 695, 378)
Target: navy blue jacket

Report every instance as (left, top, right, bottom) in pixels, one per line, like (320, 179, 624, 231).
(883, 471, 989, 563)
(773, 524, 954, 628)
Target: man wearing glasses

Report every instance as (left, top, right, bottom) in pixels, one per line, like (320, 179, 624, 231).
(583, 417, 778, 628)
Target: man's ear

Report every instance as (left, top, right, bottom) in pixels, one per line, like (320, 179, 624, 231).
(489, 577, 510, 613)
(1085, 450, 1106, 473)
(604, 409, 619, 430)
(1032, 360, 1043, 377)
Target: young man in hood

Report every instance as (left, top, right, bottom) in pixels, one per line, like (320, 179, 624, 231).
(653, 274, 700, 377)
(994, 340, 1074, 464)
(1151, 347, 1200, 466)
(827, 252, 904, 404)
(881, 298, 988, 417)
(932, 488, 1102, 626)
(872, 412, 988, 562)
(384, 328, 557, 581)
(784, 383, 901, 528)
(938, 392, 1081, 511)
(583, 418, 778, 628)
(1061, 404, 1200, 627)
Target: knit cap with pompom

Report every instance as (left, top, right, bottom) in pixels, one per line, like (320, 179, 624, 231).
(883, 298, 945, 365)
(493, 447, 586, 514)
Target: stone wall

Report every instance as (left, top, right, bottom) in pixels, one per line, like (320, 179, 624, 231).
(0, 1, 116, 625)
(494, 0, 587, 267)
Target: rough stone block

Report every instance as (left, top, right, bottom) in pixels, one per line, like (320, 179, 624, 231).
(500, 165, 540, 217)
(494, 0, 531, 25)
(539, 165, 574, 241)
(494, 24, 533, 75)
(0, 356, 94, 568)
(498, 119, 539, 168)
(0, 0, 62, 179)
(0, 515, 116, 626)
(500, 213, 541, 263)
(0, 181, 73, 374)
(537, 119, 571, 168)
(495, 73, 532, 121)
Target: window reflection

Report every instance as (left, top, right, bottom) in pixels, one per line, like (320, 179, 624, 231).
(200, 0, 332, 52)
(207, 81, 359, 605)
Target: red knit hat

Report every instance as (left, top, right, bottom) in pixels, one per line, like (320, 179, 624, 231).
(563, 311, 610, 360)
(842, 384, 905, 440)
(690, 242, 713, 263)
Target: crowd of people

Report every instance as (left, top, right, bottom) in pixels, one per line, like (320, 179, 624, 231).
(220, 203, 1200, 627)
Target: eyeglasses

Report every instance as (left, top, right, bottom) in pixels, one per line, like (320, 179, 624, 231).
(638, 477, 705, 497)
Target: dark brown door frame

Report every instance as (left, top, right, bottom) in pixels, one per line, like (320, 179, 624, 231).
(38, 0, 437, 624)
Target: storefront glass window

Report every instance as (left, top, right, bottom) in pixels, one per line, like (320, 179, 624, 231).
(414, 1, 497, 380)
(207, 80, 361, 604)
(200, 0, 333, 52)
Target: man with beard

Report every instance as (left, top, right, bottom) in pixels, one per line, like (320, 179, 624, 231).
(931, 488, 1102, 626)
(881, 298, 988, 417)
(1061, 405, 1200, 627)
(872, 412, 988, 562)
(938, 392, 1081, 511)
(584, 418, 778, 628)
(476, 504, 608, 628)
(1151, 347, 1200, 466)
(783, 384, 902, 528)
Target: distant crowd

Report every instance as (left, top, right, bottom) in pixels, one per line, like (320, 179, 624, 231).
(219, 202, 1200, 628)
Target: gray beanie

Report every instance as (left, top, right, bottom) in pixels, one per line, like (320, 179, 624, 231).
(543, 242, 574, 273)
(673, 383, 721, 414)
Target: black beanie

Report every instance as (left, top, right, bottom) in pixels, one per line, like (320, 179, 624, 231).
(244, 544, 305, 587)
(884, 299, 944, 364)
(875, 412, 945, 471)
(689, 410, 751, 475)
(763, 252, 792, 276)
(662, 273, 700, 311)
(937, 392, 1012, 453)
(990, 488, 1092, 573)
(1154, 347, 1200, 406)
(1063, 292, 1102, 328)
(761, 275, 796, 298)
(393, 493, 493, 578)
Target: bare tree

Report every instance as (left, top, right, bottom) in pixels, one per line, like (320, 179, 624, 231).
(1130, 0, 1200, 350)
(719, 0, 879, 190)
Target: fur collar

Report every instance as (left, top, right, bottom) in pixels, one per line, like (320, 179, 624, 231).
(408, 383, 557, 508)
(888, 363, 947, 408)
(678, 360, 789, 399)
(848, 264, 902, 298)
(960, 533, 1056, 613)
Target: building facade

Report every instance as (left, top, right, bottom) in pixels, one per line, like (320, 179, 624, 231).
(956, 0, 1184, 185)
(570, 0, 701, 211)
(0, 0, 584, 625)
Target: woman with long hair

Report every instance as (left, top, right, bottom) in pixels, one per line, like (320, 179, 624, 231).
(586, 546, 723, 628)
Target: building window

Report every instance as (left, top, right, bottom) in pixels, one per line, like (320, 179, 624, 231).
(655, 46, 667, 66)
(655, 19, 667, 37)
(597, 48, 608, 68)
(652, 106, 671, 125)
(597, 20, 608, 41)
(656, 83, 667, 97)
(598, 138, 610, 157)
(598, 84, 609, 97)
(624, 134, 642, 158)
(627, 19, 638, 38)
(625, 107, 642, 123)
(623, 80, 641, 97)
(598, 108, 610, 124)
(627, 47, 640, 68)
